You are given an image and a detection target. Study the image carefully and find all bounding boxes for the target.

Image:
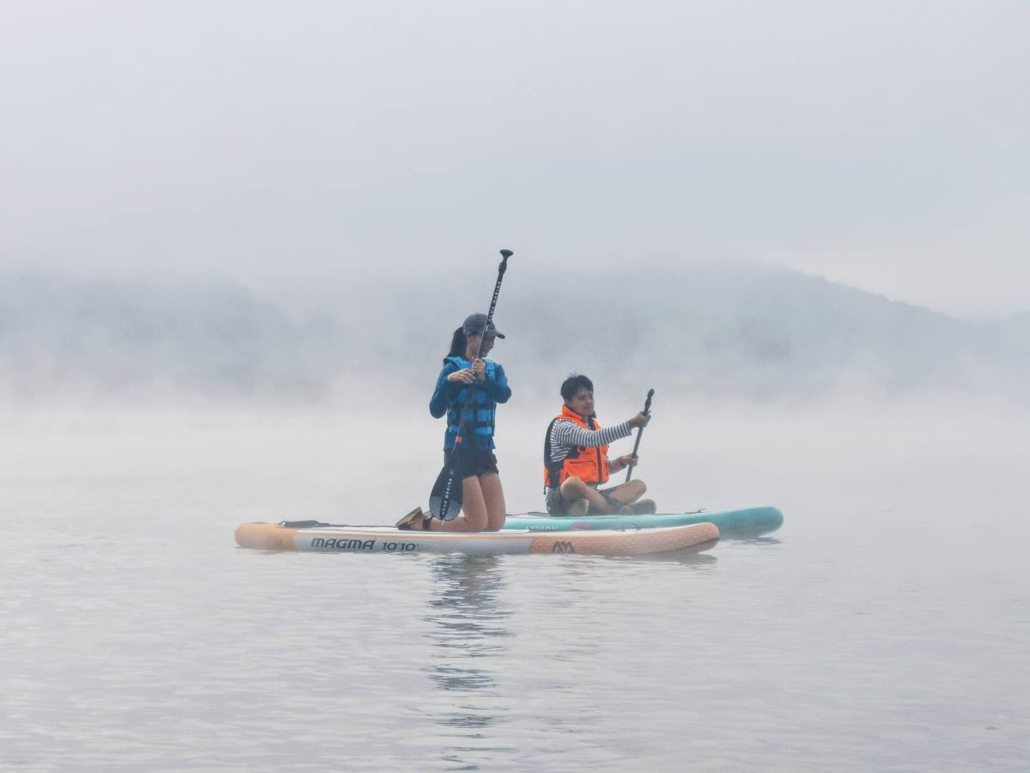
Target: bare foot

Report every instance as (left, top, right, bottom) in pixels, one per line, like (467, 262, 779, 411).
(629, 499, 657, 514)
(566, 498, 590, 517)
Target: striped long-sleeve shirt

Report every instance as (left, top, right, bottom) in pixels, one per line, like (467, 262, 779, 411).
(545, 418, 633, 491)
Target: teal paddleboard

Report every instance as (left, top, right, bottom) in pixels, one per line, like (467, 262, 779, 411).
(503, 506, 783, 537)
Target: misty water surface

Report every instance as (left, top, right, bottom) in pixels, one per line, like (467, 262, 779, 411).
(1, 400, 1028, 771)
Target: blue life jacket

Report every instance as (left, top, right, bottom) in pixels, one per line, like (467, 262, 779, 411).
(444, 356, 499, 450)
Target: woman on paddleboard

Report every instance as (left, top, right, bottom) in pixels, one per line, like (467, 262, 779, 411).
(397, 313, 511, 531)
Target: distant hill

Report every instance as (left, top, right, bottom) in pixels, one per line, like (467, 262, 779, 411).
(374, 261, 1029, 404)
(1, 264, 1026, 406)
(0, 273, 348, 402)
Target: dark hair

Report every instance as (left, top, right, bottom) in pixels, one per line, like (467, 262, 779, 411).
(444, 327, 466, 362)
(561, 374, 593, 402)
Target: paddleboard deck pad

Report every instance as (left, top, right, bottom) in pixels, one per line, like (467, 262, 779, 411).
(234, 521, 719, 556)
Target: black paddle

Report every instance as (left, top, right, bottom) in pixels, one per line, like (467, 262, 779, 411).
(428, 249, 513, 521)
(625, 388, 654, 482)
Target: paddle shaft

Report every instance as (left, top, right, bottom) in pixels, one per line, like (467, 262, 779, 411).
(433, 249, 513, 519)
(625, 388, 654, 482)
(450, 250, 511, 451)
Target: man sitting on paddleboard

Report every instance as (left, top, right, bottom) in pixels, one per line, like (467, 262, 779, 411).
(543, 374, 656, 516)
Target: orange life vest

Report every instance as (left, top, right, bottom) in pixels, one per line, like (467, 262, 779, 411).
(542, 404, 610, 488)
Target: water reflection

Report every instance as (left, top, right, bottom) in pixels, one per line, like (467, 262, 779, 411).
(619, 548, 721, 565)
(731, 535, 782, 546)
(422, 555, 516, 768)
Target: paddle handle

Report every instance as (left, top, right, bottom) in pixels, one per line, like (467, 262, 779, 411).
(625, 388, 654, 482)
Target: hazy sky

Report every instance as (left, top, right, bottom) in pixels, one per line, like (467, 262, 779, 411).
(1, 0, 1026, 316)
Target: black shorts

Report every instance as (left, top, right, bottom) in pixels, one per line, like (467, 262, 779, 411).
(452, 448, 499, 479)
(545, 487, 565, 514)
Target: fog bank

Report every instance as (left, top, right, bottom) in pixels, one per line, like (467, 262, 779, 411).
(1, 263, 1027, 409)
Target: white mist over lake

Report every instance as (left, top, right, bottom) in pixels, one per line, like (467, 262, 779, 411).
(5, 395, 1026, 517)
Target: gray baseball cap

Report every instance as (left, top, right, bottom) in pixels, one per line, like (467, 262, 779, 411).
(462, 313, 505, 339)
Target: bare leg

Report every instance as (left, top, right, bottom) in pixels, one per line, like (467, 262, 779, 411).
(559, 477, 613, 513)
(478, 472, 506, 531)
(426, 475, 488, 532)
(605, 480, 647, 506)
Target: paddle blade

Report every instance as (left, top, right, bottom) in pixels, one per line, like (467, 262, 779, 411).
(429, 461, 464, 521)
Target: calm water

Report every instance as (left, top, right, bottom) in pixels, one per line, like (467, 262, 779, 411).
(1, 402, 1028, 771)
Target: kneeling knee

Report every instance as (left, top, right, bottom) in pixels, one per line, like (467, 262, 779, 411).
(560, 477, 586, 495)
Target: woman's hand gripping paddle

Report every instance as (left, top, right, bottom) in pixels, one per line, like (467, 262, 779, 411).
(625, 388, 654, 483)
(428, 249, 513, 521)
